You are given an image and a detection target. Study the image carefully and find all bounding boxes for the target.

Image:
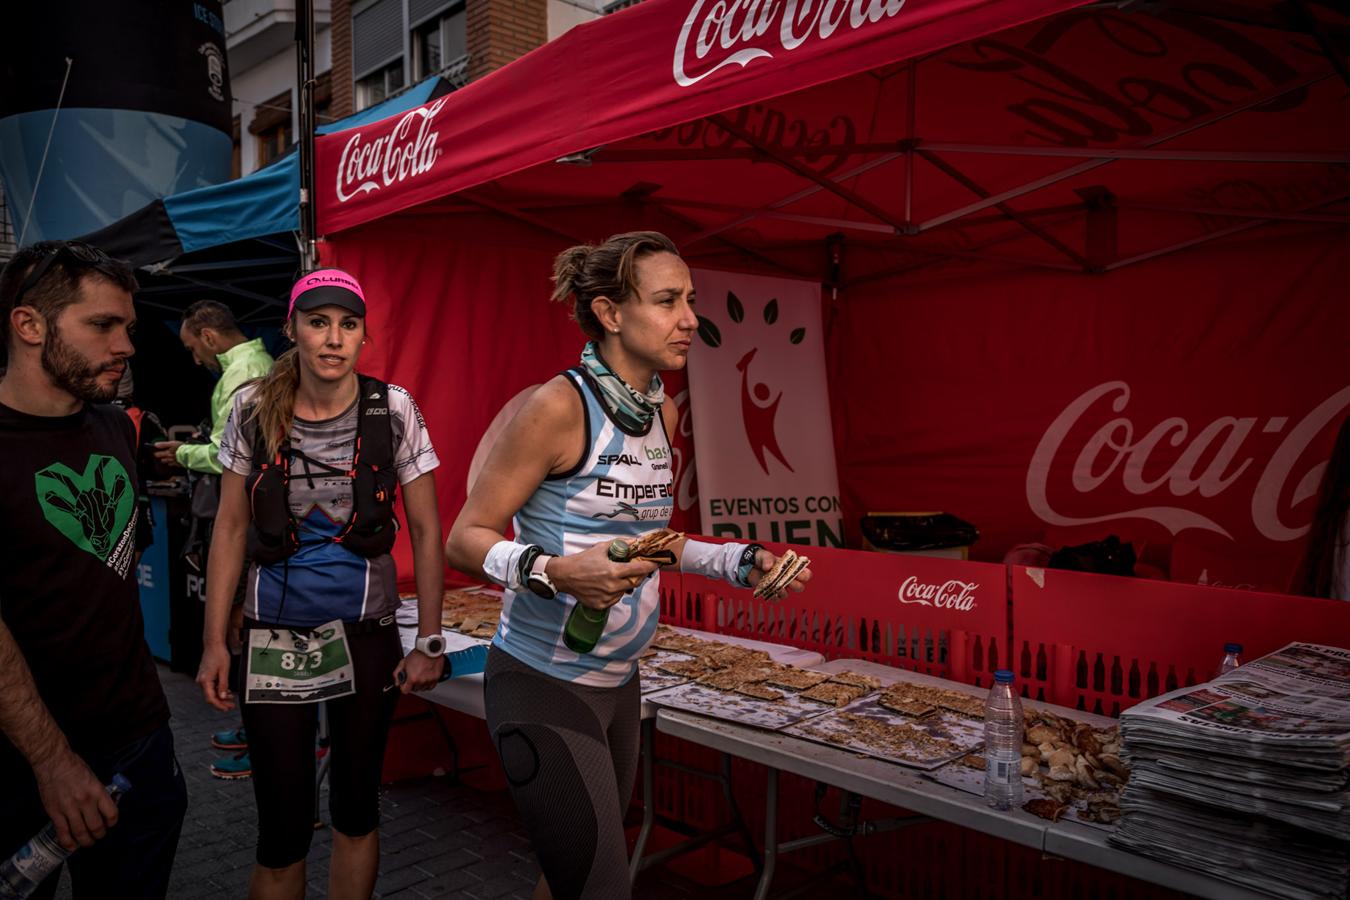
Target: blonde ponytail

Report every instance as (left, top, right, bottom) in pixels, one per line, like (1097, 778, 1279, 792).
(247, 346, 301, 459)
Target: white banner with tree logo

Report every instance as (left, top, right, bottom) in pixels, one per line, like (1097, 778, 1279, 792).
(687, 269, 844, 547)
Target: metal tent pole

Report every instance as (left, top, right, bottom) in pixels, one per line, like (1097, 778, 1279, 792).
(296, 0, 318, 272)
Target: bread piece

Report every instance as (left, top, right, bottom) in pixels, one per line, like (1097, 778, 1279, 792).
(735, 683, 785, 701)
(827, 671, 881, 691)
(764, 668, 833, 691)
(877, 694, 936, 718)
(800, 681, 867, 707)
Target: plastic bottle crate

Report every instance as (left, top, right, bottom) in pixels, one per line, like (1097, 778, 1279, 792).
(1010, 565, 1350, 713)
(671, 540, 1009, 686)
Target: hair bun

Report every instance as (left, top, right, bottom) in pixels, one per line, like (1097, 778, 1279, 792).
(550, 245, 593, 304)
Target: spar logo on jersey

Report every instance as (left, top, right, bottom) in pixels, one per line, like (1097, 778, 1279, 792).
(599, 453, 642, 467)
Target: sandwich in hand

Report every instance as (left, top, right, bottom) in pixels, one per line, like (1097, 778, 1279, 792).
(752, 549, 811, 600)
(610, 528, 683, 565)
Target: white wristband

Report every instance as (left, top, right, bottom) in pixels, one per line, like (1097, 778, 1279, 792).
(482, 540, 530, 591)
(680, 539, 749, 586)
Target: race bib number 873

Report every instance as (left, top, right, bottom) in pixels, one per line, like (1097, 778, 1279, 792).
(246, 620, 356, 704)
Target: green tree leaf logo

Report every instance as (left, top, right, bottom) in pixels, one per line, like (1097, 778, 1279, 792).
(693, 292, 806, 349)
(697, 315, 722, 348)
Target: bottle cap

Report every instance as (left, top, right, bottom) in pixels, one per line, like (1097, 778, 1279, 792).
(994, 669, 1014, 684)
(110, 773, 132, 794)
(607, 539, 631, 562)
(1224, 642, 1243, 654)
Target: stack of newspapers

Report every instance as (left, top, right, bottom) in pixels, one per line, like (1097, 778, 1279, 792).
(1110, 642, 1350, 900)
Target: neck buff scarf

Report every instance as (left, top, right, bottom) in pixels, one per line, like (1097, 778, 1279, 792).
(580, 341, 665, 432)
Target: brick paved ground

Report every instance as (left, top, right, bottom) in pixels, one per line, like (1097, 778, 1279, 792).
(55, 666, 853, 899)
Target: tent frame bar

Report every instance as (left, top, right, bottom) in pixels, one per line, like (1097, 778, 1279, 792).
(684, 153, 903, 246)
(1105, 189, 1350, 272)
(917, 148, 1091, 270)
(706, 115, 908, 234)
(594, 143, 1350, 165)
(1115, 201, 1350, 224)
(916, 71, 1332, 232)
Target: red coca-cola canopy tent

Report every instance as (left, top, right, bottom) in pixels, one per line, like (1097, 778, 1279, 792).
(315, 0, 1350, 593)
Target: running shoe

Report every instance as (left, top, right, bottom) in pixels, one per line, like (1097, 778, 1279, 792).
(210, 751, 252, 780)
(211, 727, 248, 750)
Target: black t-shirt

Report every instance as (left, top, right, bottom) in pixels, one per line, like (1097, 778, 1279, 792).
(0, 401, 168, 757)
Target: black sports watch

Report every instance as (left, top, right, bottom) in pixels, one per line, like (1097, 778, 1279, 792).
(519, 545, 558, 599)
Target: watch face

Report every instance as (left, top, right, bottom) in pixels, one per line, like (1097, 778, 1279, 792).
(527, 574, 556, 599)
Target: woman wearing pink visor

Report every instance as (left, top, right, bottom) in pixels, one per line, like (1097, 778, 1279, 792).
(197, 269, 446, 899)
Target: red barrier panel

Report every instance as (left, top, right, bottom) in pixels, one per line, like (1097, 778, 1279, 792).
(672, 538, 1010, 687)
(1010, 565, 1350, 716)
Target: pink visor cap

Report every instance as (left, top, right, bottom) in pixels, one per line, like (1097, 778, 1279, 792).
(289, 268, 367, 318)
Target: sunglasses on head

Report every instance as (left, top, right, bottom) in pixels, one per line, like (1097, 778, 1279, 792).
(13, 241, 122, 308)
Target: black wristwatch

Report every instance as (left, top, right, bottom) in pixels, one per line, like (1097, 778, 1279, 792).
(736, 543, 766, 587)
(518, 544, 558, 599)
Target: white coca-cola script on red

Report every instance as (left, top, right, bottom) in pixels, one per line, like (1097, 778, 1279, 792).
(898, 577, 978, 611)
(674, 0, 907, 87)
(335, 98, 447, 204)
(1026, 381, 1350, 542)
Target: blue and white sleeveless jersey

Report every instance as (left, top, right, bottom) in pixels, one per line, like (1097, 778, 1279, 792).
(494, 369, 674, 687)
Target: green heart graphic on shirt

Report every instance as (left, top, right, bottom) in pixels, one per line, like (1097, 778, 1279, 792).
(35, 455, 133, 562)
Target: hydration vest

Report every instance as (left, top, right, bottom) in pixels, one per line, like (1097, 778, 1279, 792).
(244, 375, 399, 565)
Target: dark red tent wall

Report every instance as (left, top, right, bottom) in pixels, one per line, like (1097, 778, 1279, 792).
(829, 224, 1350, 592)
(317, 0, 1350, 592)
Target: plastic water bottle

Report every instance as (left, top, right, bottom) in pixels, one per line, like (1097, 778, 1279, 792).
(984, 670, 1024, 811)
(1216, 643, 1243, 679)
(562, 538, 631, 653)
(0, 774, 131, 899)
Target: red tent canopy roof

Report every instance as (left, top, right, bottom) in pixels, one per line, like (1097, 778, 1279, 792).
(318, 0, 1091, 233)
(318, 0, 1350, 281)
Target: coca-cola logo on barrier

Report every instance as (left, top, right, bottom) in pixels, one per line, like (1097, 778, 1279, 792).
(898, 576, 978, 611)
(1027, 381, 1350, 542)
(674, 0, 908, 87)
(335, 98, 448, 203)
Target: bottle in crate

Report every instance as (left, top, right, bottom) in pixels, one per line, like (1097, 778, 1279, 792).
(0, 774, 131, 899)
(984, 670, 1023, 811)
(1216, 643, 1243, 679)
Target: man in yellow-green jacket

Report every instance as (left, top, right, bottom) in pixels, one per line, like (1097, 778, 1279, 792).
(153, 300, 272, 779)
(154, 300, 273, 475)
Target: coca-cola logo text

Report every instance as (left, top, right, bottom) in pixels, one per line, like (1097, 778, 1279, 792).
(898, 577, 978, 611)
(335, 98, 448, 203)
(946, 12, 1308, 148)
(674, 0, 907, 87)
(1027, 381, 1350, 542)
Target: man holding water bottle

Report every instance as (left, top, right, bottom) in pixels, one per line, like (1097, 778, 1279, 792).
(0, 242, 187, 899)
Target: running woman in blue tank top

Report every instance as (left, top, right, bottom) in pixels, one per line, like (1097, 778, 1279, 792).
(445, 232, 811, 900)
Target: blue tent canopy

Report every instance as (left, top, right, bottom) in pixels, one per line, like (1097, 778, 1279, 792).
(81, 76, 452, 266)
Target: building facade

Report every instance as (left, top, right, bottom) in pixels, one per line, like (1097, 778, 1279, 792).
(225, 0, 608, 179)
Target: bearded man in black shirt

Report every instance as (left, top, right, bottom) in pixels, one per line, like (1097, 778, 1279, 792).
(0, 241, 186, 899)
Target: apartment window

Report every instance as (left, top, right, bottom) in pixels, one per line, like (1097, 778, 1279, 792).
(249, 90, 293, 168)
(314, 71, 334, 127)
(412, 8, 466, 81)
(355, 60, 405, 110)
